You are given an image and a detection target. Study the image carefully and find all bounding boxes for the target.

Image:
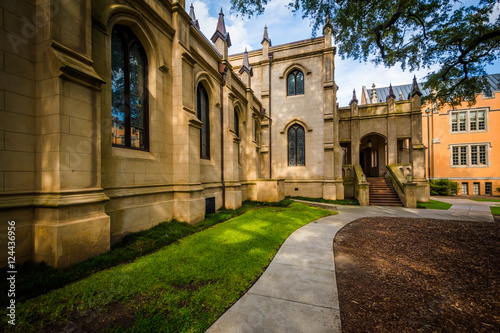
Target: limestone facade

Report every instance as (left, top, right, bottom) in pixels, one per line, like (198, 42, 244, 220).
(0, 0, 428, 267)
(363, 76, 500, 197)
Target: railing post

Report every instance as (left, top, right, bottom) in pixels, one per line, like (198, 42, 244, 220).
(403, 181, 417, 208)
(359, 180, 370, 206)
(353, 164, 369, 206)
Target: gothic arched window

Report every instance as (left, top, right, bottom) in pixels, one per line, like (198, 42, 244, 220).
(234, 108, 239, 137)
(111, 25, 149, 150)
(287, 69, 304, 96)
(288, 124, 305, 166)
(197, 83, 210, 159)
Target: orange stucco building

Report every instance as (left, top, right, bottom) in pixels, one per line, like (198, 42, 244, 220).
(362, 74, 500, 196)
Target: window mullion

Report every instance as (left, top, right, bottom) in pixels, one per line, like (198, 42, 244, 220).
(294, 126, 299, 166)
(293, 72, 298, 94)
(124, 45, 131, 148)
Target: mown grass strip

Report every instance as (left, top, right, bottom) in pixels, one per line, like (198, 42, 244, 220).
(9, 202, 334, 332)
(474, 198, 500, 202)
(0, 201, 288, 307)
(417, 199, 452, 210)
(491, 206, 500, 216)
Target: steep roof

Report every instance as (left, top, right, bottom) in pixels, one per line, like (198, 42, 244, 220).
(361, 73, 500, 104)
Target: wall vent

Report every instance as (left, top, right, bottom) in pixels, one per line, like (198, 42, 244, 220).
(205, 197, 216, 215)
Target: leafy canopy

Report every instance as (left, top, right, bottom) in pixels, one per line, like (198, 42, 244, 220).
(230, 0, 500, 106)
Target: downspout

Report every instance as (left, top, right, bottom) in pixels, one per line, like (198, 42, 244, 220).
(268, 52, 273, 178)
(219, 63, 228, 208)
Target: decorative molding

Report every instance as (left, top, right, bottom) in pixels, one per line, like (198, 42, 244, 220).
(280, 119, 313, 134)
(51, 43, 105, 90)
(279, 62, 312, 79)
(182, 51, 196, 67)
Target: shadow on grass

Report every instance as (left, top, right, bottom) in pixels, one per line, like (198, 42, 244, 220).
(10, 203, 333, 332)
(0, 200, 292, 308)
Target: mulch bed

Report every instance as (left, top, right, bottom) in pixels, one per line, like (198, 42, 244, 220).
(334, 217, 500, 332)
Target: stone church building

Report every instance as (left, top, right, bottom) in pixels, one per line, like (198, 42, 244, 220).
(0, 0, 428, 267)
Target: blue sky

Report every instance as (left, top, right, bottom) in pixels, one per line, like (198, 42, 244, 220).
(190, 0, 500, 106)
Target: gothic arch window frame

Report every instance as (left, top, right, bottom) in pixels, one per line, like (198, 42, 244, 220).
(287, 69, 305, 96)
(254, 118, 260, 145)
(111, 24, 149, 151)
(197, 82, 210, 159)
(234, 107, 240, 138)
(288, 123, 306, 166)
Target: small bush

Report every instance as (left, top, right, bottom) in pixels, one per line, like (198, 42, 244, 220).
(429, 179, 458, 196)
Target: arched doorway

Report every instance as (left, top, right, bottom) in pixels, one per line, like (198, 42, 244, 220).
(360, 134, 387, 177)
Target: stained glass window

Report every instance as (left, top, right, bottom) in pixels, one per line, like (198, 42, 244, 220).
(288, 124, 305, 166)
(197, 83, 210, 159)
(234, 109, 239, 137)
(287, 69, 304, 96)
(111, 25, 148, 150)
(254, 119, 258, 144)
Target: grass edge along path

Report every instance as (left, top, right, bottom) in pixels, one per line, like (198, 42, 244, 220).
(474, 198, 500, 202)
(7, 202, 334, 332)
(417, 199, 452, 210)
(491, 206, 500, 216)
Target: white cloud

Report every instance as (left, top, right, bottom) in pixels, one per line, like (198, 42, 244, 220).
(192, 1, 217, 39)
(192, 1, 253, 53)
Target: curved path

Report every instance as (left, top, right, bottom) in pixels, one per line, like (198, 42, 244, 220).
(207, 201, 495, 333)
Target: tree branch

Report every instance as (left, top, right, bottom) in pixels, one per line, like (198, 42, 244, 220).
(371, 3, 405, 58)
(408, 13, 427, 39)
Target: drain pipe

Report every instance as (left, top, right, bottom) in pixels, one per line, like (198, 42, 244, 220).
(268, 52, 273, 179)
(219, 63, 228, 208)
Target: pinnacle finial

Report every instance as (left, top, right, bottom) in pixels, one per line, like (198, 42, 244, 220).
(239, 47, 253, 77)
(211, 8, 231, 47)
(189, 3, 200, 29)
(261, 25, 271, 45)
(370, 84, 378, 103)
(411, 75, 422, 97)
(350, 89, 358, 105)
(323, 12, 333, 35)
(387, 83, 396, 100)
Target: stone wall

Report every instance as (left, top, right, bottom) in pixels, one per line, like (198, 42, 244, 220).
(0, 0, 266, 267)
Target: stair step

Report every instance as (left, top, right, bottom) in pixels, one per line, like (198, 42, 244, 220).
(367, 177, 403, 207)
(370, 203, 403, 207)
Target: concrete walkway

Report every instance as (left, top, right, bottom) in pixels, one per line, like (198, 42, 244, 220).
(207, 201, 496, 333)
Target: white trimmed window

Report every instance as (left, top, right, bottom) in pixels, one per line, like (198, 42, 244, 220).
(450, 109, 487, 133)
(451, 143, 489, 167)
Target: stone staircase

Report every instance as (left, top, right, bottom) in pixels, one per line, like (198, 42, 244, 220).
(367, 177, 403, 207)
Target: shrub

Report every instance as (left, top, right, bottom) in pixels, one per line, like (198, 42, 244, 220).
(429, 179, 458, 196)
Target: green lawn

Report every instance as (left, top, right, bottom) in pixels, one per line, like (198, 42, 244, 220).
(491, 206, 500, 216)
(474, 198, 500, 202)
(1, 201, 280, 307)
(417, 199, 453, 210)
(8, 202, 334, 332)
(289, 196, 359, 206)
